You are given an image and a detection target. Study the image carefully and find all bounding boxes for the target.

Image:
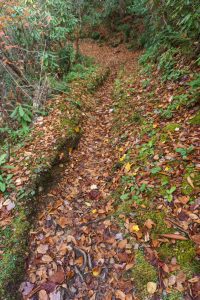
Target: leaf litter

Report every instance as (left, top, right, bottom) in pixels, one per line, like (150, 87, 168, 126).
(21, 42, 138, 300)
(19, 41, 200, 300)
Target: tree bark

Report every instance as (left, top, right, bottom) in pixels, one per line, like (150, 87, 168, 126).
(119, 0, 126, 18)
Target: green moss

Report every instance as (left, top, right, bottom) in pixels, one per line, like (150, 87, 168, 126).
(159, 174, 170, 186)
(163, 123, 181, 132)
(61, 117, 75, 128)
(0, 209, 30, 299)
(181, 169, 200, 195)
(189, 111, 200, 125)
(129, 112, 143, 124)
(164, 291, 184, 300)
(136, 210, 174, 239)
(115, 199, 133, 216)
(181, 177, 193, 195)
(158, 240, 198, 276)
(160, 133, 169, 143)
(129, 251, 158, 298)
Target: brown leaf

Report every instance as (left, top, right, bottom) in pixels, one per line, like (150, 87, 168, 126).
(42, 255, 53, 263)
(162, 263, 170, 273)
(49, 271, 65, 284)
(125, 263, 135, 271)
(37, 244, 49, 254)
(144, 219, 155, 229)
(118, 239, 128, 249)
(57, 243, 68, 256)
(178, 196, 190, 204)
(89, 189, 101, 200)
(168, 275, 176, 286)
(57, 217, 70, 228)
(118, 252, 129, 263)
(125, 295, 133, 300)
(75, 256, 84, 267)
(40, 281, 56, 293)
(152, 239, 159, 248)
(115, 290, 126, 300)
(160, 234, 187, 241)
(176, 271, 186, 284)
(188, 276, 199, 283)
(39, 290, 49, 300)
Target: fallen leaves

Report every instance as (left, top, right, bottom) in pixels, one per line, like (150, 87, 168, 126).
(42, 255, 53, 263)
(57, 217, 70, 228)
(125, 162, 131, 173)
(92, 266, 102, 277)
(144, 219, 155, 229)
(160, 233, 188, 241)
(38, 290, 48, 300)
(15, 42, 200, 300)
(37, 244, 49, 255)
(115, 290, 126, 300)
(118, 239, 128, 249)
(147, 282, 157, 294)
(191, 234, 200, 245)
(2, 199, 15, 211)
(49, 271, 65, 284)
(130, 224, 140, 233)
(89, 189, 101, 200)
(187, 176, 195, 188)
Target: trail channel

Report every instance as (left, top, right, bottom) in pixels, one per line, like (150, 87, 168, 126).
(22, 42, 139, 300)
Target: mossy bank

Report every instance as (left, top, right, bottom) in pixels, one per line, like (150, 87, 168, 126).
(0, 65, 109, 300)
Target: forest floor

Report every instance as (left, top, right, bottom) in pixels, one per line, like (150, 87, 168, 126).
(20, 41, 200, 300)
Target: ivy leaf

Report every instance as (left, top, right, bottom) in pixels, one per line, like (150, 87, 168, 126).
(19, 105, 25, 117)
(120, 193, 129, 201)
(151, 166, 162, 174)
(0, 182, 6, 192)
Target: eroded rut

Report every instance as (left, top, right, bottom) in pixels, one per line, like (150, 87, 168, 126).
(23, 42, 138, 300)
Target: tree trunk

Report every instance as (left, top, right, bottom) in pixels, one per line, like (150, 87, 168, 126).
(75, 28, 80, 63)
(119, 0, 126, 18)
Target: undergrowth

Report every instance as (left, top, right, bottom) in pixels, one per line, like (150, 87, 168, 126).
(112, 54, 199, 299)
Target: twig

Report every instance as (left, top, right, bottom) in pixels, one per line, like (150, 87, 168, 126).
(6, 144, 10, 163)
(87, 253, 93, 270)
(74, 265, 84, 282)
(78, 216, 108, 227)
(25, 286, 41, 300)
(0, 60, 32, 101)
(166, 217, 190, 237)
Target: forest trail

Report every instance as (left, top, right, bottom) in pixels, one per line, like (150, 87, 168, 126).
(23, 42, 139, 299)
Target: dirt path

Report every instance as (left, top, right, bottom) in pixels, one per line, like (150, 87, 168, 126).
(22, 42, 139, 299)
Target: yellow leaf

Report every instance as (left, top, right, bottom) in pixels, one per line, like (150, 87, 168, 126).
(132, 167, 139, 176)
(75, 126, 80, 133)
(147, 282, 157, 294)
(119, 154, 126, 162)
(125, 162, 131, 172)
(119, 147, 124, 152)
(165, 166, 170, 171)
(92, 209, 97, 214)
(92, 267, 101, 277)
(187, 176, 194, 188)
(131, 225, 140, 232)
